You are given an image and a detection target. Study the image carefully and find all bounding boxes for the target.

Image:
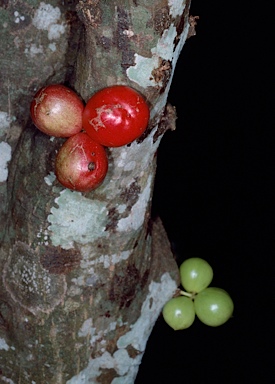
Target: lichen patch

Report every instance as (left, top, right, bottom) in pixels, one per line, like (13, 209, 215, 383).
(66, 273, 177, 383)
(24, 43, 44, 57)
(13, 10, 25, 24)
(44, 171, 56, 186)
(48, 189, 108, 249)
(117, 175, 152, 232)
(168, 0, 186, 18)
(117, 273, 177, 351)
(126, 25, 177, 88)
(0, 111, 12, 136)
(3, 242, 67, 315)
(32, 2, 66, 40)
(66, 350, 137, 384)
(0, 141, 12, 182)
(80, 250, 130, 271)
(0, 337, 10, 351)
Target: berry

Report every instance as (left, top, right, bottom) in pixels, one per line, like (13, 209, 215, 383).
(55, 132, 108, 192)
(180, 257, 213, 293)
(30, 84, 84, 137)
(82, 85, 150, 147)
(162, 296, 196, 330)
(194, 287, 234, 327)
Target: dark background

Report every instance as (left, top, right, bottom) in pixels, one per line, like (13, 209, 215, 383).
(136, 1, 273, 383)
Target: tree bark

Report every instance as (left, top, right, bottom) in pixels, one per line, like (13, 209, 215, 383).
(0, 1, 193, 382)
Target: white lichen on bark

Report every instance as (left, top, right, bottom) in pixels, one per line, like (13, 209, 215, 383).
(32, 2, 66, 40)
(0, 141, 12, 182)
(80, 250, 131, 270)
(117, 175, 153, 232)
(0, 337, 10, 351)
(169, 0, 186, 18)
(0, 111, 13, 136)
(67, 273, 177, 384)
(3, 242, 67, 314)
(47, 190, 108, 249)
(126, 24, 177, 88)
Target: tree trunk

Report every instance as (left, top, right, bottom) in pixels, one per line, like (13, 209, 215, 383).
(0, 1, 194, 382)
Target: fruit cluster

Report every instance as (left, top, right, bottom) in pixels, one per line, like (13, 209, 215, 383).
(163, 258, 234, 330)
(30, 84, 150, 192)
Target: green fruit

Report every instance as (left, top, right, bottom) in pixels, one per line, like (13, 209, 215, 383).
(162, 296, 195, 330)
(179, 257, 213, 293)
(194, 287, 234, 327)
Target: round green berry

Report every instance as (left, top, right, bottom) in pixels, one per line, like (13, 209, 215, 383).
(162, 296, 195, 330)
(179, 257, 213, 293)
(194, 287, 234, 327)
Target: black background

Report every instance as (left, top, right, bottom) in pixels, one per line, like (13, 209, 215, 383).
(136, 1, 273, 383)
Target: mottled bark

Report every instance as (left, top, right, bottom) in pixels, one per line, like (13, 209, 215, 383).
(0, 1, 193, 382)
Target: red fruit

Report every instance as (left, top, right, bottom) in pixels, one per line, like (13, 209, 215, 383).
(55, 132, 108, 192)
(30, 84, 84, 137)
(82, 85, 150, 147)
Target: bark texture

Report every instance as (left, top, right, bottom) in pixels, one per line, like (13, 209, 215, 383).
(0, 1, 193, 382)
